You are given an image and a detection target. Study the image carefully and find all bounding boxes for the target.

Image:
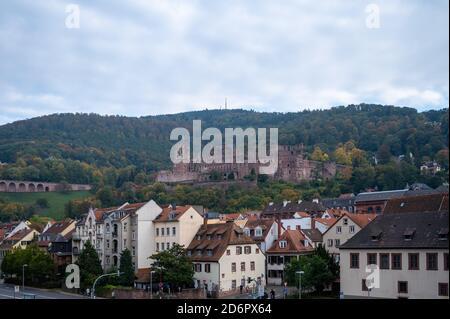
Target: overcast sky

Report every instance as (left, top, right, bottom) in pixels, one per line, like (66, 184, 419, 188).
(0, 0, 448, 125)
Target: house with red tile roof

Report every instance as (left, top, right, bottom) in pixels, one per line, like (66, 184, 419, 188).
(321, 212, 377, 263)
(187, 222, 266, 295)
(0, 228, 40, 266)
(266, 229, 314, 285)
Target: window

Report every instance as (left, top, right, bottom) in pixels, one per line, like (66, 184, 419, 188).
(380, 253, 390, 269)
(349, 225, 355, 234)
(205, 264, 211, 273)
(195, 264, 202, 272)
(335, 239, 340, 247)
(241, 262, 246, 271)
(156, 228, 160, 236)
(350, 253, 359, 269)
(250, 261, 255, 271)
(166, 228, 170, 236)
(255, 248, 260, 254)
(106, 256, 110, 265)
(226, 249, 231, 255)
(172, 227, 176, 236)
(123, 223, 127, 232)
(444, 253, 448, 271)
(343, 218, 348, 225)
(362, 279, 368, 291)
(196, 235, 201, 240)
(236, 246, 242, 255)
(398, 281, 408, 294)
(231, 280, 237, 289)
(336, 226, 342, 234)
(161, 243, 165, 251)
(206, 249, 213, 256)
(438, 283, 449, 297)
(244, 228, 250, 236)
(207, 235, 212, 240)
(123, 239, 127, 247)
(106, 224, 110, 233)
(279, 240, 287, 248)
(408, 253, 419, 270)
(327, 239, 333, 247)
(106, 240, 110, 249)
(367, 253, 377, 265)
(132, 246, 135, 256)
(156, 243, 159, 252)
(217, 234, 222, 240)
(255, 227, 262, 237)
(427, 253, 438, 270)
(244, 246, 251, 254)
(161, 228, 165, 236)
(132, 231, 136, 240)
(231, 263, 236, 273)
(391, 254, 402, 270)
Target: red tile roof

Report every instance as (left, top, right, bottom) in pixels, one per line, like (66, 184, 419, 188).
(314, 218, 337, 227)
(187, 222, 256, 262)
(153, 205, 193, 223)
(266, 230, 313, 254)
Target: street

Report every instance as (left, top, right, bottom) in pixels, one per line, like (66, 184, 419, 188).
(0, 283, 87, 299)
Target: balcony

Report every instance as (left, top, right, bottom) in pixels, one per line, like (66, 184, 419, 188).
(112, 232, 118, 238)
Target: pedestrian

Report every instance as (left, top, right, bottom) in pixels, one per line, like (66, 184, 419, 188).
(240, 284, 243, 294)
(270, 289, 275, 299)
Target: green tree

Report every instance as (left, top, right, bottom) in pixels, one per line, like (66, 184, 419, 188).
(76, 241, 103, 289)
(119, 249, 135, 287)
(149, 244, 194, 288)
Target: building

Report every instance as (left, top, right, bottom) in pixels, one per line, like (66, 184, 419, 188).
(0, 228, 40, 267)
(243, 219, 280, 253)
(313, 217, 337, 234)
(187, 222, 266, 295)
(261, 200, 326, 219)
(301, 228, 323, 248)
(321, 196, 356, 213)
(153, 204, 204, 253)
(49, 230, 75, 276)
(354, 189, 407, 214)
(339, 211, 449, 299)
(321, 213, 376, 263)
(266, 229, 314, 285)
(37, 219, 76, 251)
(420, 161, 442, 175)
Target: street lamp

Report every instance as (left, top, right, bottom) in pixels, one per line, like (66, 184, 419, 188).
(296, 271, 304, 299)
(91, 270, 123, 299)
(22, 264, 28, 296)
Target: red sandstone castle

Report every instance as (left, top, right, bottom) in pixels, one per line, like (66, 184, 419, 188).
(156, 144, 347, 183)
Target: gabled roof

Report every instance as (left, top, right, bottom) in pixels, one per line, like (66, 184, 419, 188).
(266, 230, 313, 254)
(383, 193, 448, 214)
(322, 213, 376, 236)
(314, 217, 337, 227)
(340, 211, 449, 250)
(243, 219, 276, 241)
(187, 222, 256, 262)
(153, 205, 195, 223)
(41, 219, 74, 235)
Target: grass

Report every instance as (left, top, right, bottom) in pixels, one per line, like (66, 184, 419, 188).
(0, 191, 92, 219)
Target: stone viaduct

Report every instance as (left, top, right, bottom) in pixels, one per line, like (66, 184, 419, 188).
(0, 180, 92, 193)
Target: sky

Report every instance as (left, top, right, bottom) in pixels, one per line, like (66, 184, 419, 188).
(0, 0, 448, 125)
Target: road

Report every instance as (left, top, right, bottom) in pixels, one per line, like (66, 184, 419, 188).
(0, 283, 87, 299)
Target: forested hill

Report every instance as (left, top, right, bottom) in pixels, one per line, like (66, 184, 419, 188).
(0, 104, 448, 185)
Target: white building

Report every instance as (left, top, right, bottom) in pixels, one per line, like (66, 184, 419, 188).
(340, 211, 449, 299)
(187, 222, 266, 295)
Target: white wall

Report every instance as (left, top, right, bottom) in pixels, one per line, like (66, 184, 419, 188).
(340, 249, 449, 299)
(281, 217, 311, 231)
(137, 200, 162, 269)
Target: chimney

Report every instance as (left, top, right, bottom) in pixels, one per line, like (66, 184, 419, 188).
(277, 218, 282, 239)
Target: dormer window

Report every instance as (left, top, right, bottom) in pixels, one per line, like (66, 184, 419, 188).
(243, 228, 250, 236)
(279, 240, 287, 248)
(255, 227, 263, 237)
(403, 228, 416, 241)
(187, 250, 192, 256)
(371, 231, 382, 241)
(216, 234, 222, 240)
(169, 212, 177, 220)
(206, 249, 213, 256)
(438, 228, 449, 241)
(207, 235, 212, 240)
(196, 235, 202, 240)
(196, 249, 202, 256)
